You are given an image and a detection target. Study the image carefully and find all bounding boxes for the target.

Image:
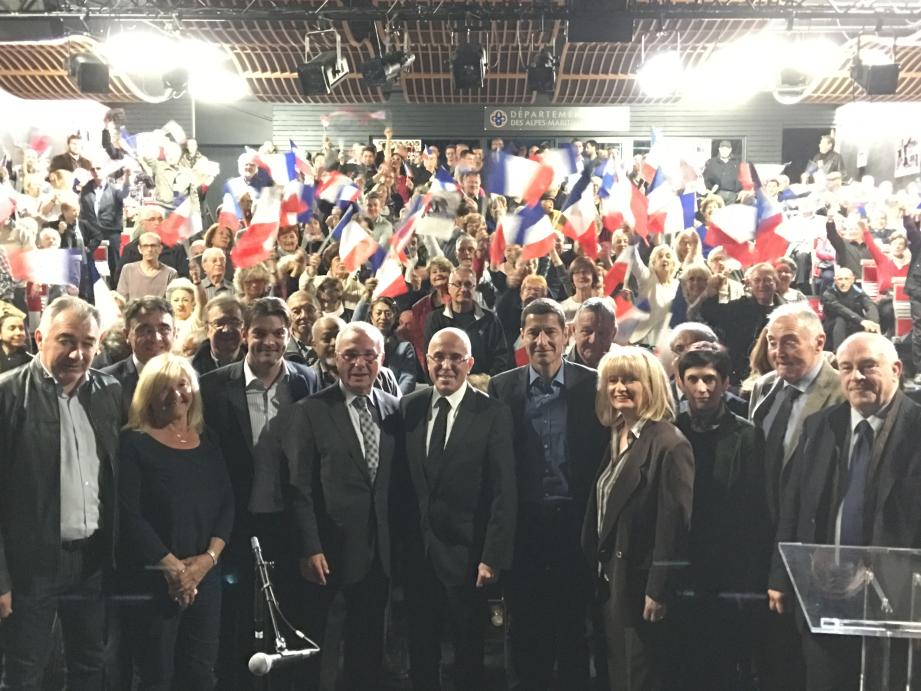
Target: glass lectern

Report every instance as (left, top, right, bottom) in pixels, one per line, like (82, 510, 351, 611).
(779, 543, 921, 691)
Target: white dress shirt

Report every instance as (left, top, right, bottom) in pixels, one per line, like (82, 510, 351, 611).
(340, 382, 380, 458)
(762, 360, 823, 453)
(425, 381, 468, 454)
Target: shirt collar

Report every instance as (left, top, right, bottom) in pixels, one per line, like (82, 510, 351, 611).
(432, 381, 468, 412)
(131, 354, 143, 373)
(324, 304, 345, 319)
(340, 380, 373, 408)
(784, 359, 824, 394)
(849, 396, 894, 436)
(36, 357, 86, 397)
(528, 363, 565, 388)
(441, 302, 484, 320)
(617, 417, 647, 440)
(244, 358, 287, 388)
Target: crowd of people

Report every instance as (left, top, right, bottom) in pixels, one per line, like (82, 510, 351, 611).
(0, 118, 920, 691)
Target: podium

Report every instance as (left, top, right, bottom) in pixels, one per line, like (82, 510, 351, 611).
(779, 543, 921, 690)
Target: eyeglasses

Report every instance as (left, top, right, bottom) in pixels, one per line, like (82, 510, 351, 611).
(427, 353, 468, 365)
(209, 318, 243, 330)
(133, 325, 174, 339)
(139, 243, 161, 249)
(449, 281, 476, 291)
(339, 350, 380, 363)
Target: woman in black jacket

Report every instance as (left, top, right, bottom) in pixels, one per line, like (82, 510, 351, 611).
(583, 345, 694, 691)
(119, 353, 234, 690)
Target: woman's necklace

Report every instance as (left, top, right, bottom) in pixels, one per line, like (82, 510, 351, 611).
(166, 423, 192, 444)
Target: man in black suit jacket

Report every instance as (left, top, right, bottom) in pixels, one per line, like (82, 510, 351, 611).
(0, 297, 120, 690)
(282, 322, 403, 690)
(768, 333, 921, 690)
(400, 328, 516, 690)
(101, 297, 175, 420)
(199, 297, 319, 690)
(79, 166, 130, 283)
(487, 298, 608, 690)
(190, 295, 246, 377)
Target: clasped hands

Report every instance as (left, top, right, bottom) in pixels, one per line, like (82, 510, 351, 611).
(163, 554, 212, 609)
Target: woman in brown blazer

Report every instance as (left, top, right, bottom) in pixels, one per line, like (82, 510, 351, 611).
(583, 345, 695, 691)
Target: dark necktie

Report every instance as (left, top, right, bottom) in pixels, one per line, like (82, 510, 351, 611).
(426, 398, 451, 479)
(840, 420, 874, 545)
(764, 385, 802, 509)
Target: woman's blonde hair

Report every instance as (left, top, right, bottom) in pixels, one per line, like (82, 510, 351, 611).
(595, 345, 675, 426)
(126, 353, 204, 433)
(234, 263, 273, 296)
(648, 245, 678, 282)
(672, 228, 703, 264)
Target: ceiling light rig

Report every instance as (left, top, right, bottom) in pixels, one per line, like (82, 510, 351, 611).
(360, 24, 416, 88)
(297, 29, 351, 95)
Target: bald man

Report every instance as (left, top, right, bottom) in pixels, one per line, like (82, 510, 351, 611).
(399, 328, 516, 690)
(820, 267, 880, 350)
(768, 333, 921, 690)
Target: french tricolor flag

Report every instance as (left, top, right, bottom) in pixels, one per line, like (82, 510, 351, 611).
(512, 334, 529, 367)
(317, 171, 353, 205)
(600, 174, 648, 237)
(252, 151, 294, 185)
(280, 179, 314, 226)
(561, 175, 599, 259)
(750, 163, 788, 263)
(286, 140, 314, 180)
(603, 245, 633, 296)
(486, 151, 554, 206)
(490, 204, 556, 266)
(231, 186, 282, 269)
(372, 253, 409, 299)
(430, 168, 459, 194)
(338, 220, 380, 273)
(338, 183, 362, 211)
(390, 194, 427, 256)
(613, 295, 651, 345)
(158, 196, 195, 247)
(540, 144, 580, 187)
(645, 169, 683, 236)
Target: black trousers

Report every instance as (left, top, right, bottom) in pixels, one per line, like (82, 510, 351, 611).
(504, 557, 592, 691)
(405, 558, 488, 691)
(0, 541, 106, 691)
(304, 558, 389, 691)
(757, 608, 806, 691)
(911, 298, 921, 374)
(217, 513, 308, 691)
(133, 575, 222, 691)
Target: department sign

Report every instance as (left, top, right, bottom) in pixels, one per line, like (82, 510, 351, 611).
(484, 106, 630, 132)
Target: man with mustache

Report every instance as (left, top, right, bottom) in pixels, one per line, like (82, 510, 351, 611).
(768, 333, 921, 690)
(284, 290, 319, 365)
(191, 295, 247, 377)
(749, 303, 845, 691)
(199, 297, 319, 689)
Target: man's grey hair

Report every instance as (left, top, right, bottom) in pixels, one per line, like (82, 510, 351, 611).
(575, 297, 616, 329)
(336, 321, 385, 354)
(312, 315, 347, 341)
(428, 326, 473, 356)
(202, 247, 225, 263)
(766, 302, 823, 338)
(38, 296, 100, 335)
(836, 331, 899, 363)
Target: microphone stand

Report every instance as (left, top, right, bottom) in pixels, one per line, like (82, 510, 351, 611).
(250, 537, 319, 684)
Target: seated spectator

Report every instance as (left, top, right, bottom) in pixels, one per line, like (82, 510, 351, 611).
(119, 353, 233, 690)
(706, 247, 745, 303)
(116, 232, 178, 302)
(234, 263, 273, 306)
(203, 223, 236, 279)
(409, 256, 453, 373)
(821, 267, 880, 350)
(368, 296, 417, 395)
(200, 248, 235, 300)
(773, 257, 808, 302)
(191, 295, 246, 376)
(825, 215, 872, 276)
(701, 262, 783, 384)
(0, 311, 29, 372)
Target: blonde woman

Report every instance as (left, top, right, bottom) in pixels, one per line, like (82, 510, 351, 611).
(166, 278, 207, 356)
(628, 244, 680, 347)
(583, 346, 694, 691)
(233, 263, 273, 305)
(671, 228, 704, 277)
(119, 353, 233, 689)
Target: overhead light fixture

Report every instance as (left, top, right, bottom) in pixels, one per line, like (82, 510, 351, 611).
(298, 31, 350, 95)
(527, 47, 557, 94)
(360, 51, 415, 87)
(636, 50, 682, 98)
(189, 68, 249, 103)
(162, 67, 189, 96)
(452, 42, 487, 91)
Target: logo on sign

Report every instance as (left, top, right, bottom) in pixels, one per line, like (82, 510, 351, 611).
(489, 110, 508, 128)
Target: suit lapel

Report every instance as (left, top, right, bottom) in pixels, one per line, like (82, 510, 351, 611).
(407, 392, 432, 493)
(784, 363, 839, 468)
(871, 392, 906, 508)
(329, 387, 371, 484)
(226, 365, 255, 451)
(598, 441, 645, 547)
(284, 361, 309, 400)
(752, 375, 782, 426)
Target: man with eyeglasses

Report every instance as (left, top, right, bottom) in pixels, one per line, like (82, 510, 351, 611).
(191, 295, 246, 377)
(399, 327, 516, 690)
(283, 322, 403, 690)
(199, 297, 319, 689)
(115, 205, 190, 284)
(101, 296, 175, 420)
(422, 267, 511, 376)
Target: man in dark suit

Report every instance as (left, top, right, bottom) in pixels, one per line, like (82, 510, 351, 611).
(283, 322, 403, 690)
(190, 294, 246, 377)
(79, 164, 130, 284)
(0, 297, 121, 690)
(400, 327, 516, 690)
(768, 332, 921, 690)
(674, 345, 770, 690)
(200, 297, 320, 690)
(488, 298, 608, 690)
(310, 314, 403, 397)
(102, 297, 175, 419)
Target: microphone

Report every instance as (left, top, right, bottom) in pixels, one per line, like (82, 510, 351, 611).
(248, 648, 319, 676)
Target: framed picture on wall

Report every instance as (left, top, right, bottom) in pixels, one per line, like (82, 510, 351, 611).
(895, 136, 919, 178)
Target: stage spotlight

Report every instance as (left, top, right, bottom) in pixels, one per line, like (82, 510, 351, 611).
(636, 51, 682, 98)
(298, 50, 350, 95)
(360, 51, 415, 87)
(527, 48, 557, 94)
(452, 42, 487, 90)
(162, 67, 189, 96)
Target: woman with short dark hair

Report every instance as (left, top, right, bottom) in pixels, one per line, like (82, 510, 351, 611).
(119, 353, 234, 690)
